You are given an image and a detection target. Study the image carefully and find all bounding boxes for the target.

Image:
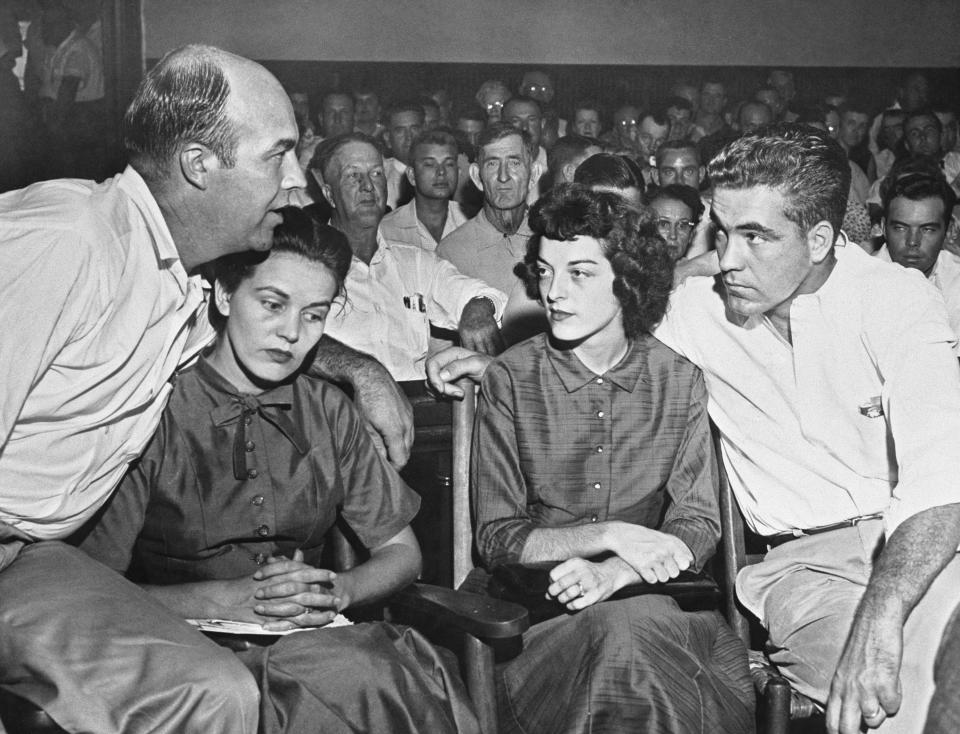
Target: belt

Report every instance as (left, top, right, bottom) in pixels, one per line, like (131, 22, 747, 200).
(764, 513, 883, 549)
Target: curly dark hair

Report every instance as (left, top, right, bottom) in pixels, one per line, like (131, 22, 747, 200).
(517, 183, 675, 339)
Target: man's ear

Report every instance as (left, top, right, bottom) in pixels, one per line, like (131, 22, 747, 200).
(469, 162, 483, 192)
(807, 220, 836, 263)
(651, 168, 660, 186)
(311, 169, 335, 208)
(561, 162, 578, 185)
(946, 213, 960, 245)
(528, 161, 543, 192)
(179, 143, 217, 190)
(213, 279, 232, 319)
(405, 165, 416, 188)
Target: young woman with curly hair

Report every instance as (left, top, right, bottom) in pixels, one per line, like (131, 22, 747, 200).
(469, 184, 754, 734)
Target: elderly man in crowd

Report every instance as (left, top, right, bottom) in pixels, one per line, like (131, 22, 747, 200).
(428, 124, 960, 734)
(0, 44, 413, 734)
(311, 133, 506, 380)
(438, 123, 545, 344)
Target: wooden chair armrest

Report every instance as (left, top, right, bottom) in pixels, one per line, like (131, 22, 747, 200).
(387, 583, 529, 641)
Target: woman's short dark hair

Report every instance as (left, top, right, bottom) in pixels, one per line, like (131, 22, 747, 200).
(573, 152, 640, 190)
(518, 184, 674, 339)
(647, 184, 705, 222)
(208, 206, 353, 330)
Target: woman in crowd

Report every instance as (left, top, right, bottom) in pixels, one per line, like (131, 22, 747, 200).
(469, 184, 754, 733)
(76, 207, 479, 734)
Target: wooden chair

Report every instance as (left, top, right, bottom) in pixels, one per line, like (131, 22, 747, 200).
(715, 428, 824, 734)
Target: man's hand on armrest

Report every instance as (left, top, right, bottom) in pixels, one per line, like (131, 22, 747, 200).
(425, 346, 494, 399)
(310, 335, 414, 469)
(458, 296, 505, 356)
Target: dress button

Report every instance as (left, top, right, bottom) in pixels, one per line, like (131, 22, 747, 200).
(257, 524, 270, 537)
(596, 410, 605, 418)
(593, 482, 601, 489)
(596, 377, 604, 385)
(590, 514, 599, 523)
(244, 416, 253, 426)
(247, 468, 259, 479)
(596, 445, 604, 453)
(245, 441, 255, 452)
(251, 495, 265, 506)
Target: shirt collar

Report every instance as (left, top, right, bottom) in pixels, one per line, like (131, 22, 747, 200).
(545, 335, 648, 393)
(478, 207, 533, 237)
(116, 166, 184, 271)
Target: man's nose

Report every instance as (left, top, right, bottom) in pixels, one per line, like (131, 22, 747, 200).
(282, 150, 307, 190)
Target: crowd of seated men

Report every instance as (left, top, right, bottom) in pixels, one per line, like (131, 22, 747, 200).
(4, 41, 960, 734)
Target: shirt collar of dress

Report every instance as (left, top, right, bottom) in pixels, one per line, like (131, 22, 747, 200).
(197, 357, 309, 478)
(544, 335, 648, 393)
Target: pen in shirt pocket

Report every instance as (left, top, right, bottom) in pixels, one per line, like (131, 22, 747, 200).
(402, 292, 426, 313)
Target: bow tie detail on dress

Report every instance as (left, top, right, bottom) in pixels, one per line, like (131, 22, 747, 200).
(211, 394, 308, 480)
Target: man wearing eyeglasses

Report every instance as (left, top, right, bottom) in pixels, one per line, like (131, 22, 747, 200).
(475, 79, 511, 124)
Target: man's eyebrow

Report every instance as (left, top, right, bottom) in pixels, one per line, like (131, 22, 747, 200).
(709, 210, 778, 237)
(271, 138, 297, 154)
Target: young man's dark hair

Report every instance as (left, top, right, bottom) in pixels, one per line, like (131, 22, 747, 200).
(709, 123, 851, 236)
(880, 170, 956, 222)
(647, 183, 706, 222)
(547, 134, 602, 179)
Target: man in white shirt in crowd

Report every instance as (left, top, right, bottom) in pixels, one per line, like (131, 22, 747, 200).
(427, 124, 960, 734)
(0, 44, 414, 734)
(382, 99, 424, 211)
(867, 110, 960, 211)
(874, 170, 960, 343)
(312, 133, 506, 381)
(379, 128, 467, 251)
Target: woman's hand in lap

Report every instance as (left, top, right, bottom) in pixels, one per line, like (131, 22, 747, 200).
(604, 522, 694, 583)
(547, 557, 629, 611)
(251, 550, 346, 631)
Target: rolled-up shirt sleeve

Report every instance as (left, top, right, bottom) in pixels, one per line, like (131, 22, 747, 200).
(420, 250, 507, 331)
(659, 368, 721, 572)
(472, 359, 532, 567)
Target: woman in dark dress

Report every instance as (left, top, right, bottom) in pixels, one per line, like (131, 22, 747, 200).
(78, 207, 479, 734)
(470, 185, 754, 733)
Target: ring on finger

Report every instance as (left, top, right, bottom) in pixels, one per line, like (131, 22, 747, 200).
(863, 707, 883, 720)
(575, 582, 585, 598)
